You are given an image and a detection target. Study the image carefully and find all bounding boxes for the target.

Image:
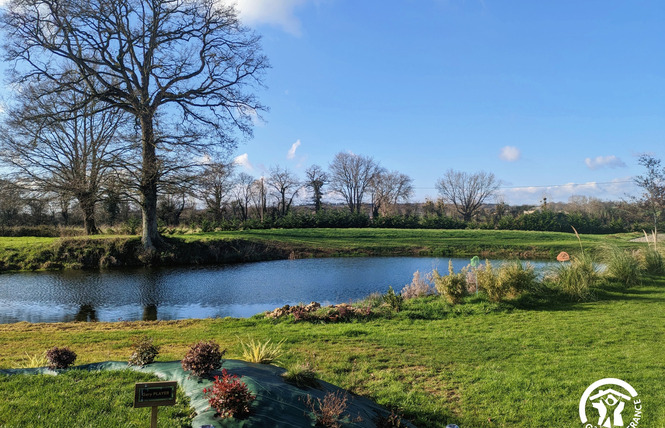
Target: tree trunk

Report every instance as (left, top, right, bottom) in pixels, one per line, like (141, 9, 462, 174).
(140, 115, 162, 250)
(79, 194, 98, 235)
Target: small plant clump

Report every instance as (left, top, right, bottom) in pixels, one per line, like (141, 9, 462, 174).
(401, 270, 437, 299)
(128, 336, 160, 367)
(181, 340, 226, 378)
(374, 410, 409, 428)
(382, 286, 404, 312)
(640, 247, 665, 275)
(305, 391, 361, 428)
(282, 361, 319, 388)
(45, 346, 77, 369)
(604, 246, 642, 287)
(204, 369, 255, 419)
(240, 338, 284, 364)
(549, 253, 598, 301)
(18, 351, 49, 369)
(433, 260, 467, 305)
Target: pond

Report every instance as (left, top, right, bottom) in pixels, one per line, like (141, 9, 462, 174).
(0, 257, 555, 323)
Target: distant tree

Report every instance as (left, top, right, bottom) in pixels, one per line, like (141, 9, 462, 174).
(436, 170, 500, 222)
(0, 84, 127, 234)
(267, 166, 302, 217)
(232, 173, 255, 221)
(370, 170, 414, 217)
(634, 154, 665, 232)
(305, 165, 328, 213)
(250, 177, 268, 222)
(0, 179, 25, 227)
(2, 0, 268, 249)
(198, 162, 235, 221)
(329, 152, 381, 214)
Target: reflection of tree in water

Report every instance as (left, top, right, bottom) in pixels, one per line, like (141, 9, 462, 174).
(139, 272, 162, 321)
(75, 304, 97, 322)
(143, 304, 157, 321)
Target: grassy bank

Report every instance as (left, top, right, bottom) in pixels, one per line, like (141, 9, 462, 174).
(0, 228, 643, 271)
(1, 275, 664, 426)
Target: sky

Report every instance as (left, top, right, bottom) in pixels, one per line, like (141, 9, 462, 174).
(1, 0, 664, 205)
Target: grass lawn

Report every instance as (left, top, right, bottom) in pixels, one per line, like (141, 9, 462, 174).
(0, 369, 192, 427)
(1, 275, 663, 427)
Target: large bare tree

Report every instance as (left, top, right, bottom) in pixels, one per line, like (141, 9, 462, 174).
(370, 170, 414, 217)
(1, 0, 267, 249)
(329, 152, 381, 214)
(0, 83, 127, 234)
(436, 170, 499, 222)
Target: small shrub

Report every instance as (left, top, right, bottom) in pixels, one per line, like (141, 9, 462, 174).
(128, 336, 160, 367)
(640, 247, 665, 275)
(550, 253, 598, 301)
(382, 286, 404, 312)
(603, 246, 642, 287)
(204, 369, 255, 419)
(240, 338, 284, 364)
(181, 340, 226, 377)
(432, 260, 467, 305)
(282, 362, 319, 388)
(46, 346, 77, 369)
(475, 260, 499, 300)
(305, 391, 360, 428)
(498, 261, 537, 294)
(401, 270, 437, 299)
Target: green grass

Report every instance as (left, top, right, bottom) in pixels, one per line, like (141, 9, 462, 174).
(0, 369, 192, 427)
(0, 228, 645, 271)
(1, 276, 664, 427)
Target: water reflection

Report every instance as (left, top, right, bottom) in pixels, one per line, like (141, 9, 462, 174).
(0, 257, 556, 323)
(74, 304, 98, 322)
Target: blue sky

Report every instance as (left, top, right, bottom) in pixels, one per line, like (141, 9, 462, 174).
(230, 0, 664, 205)
(0, 0, 662, 205)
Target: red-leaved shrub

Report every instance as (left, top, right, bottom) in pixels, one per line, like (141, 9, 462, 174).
(45, 346, 77, 369)
(204, 369, 255, 419)
(181, 340, 225, 377)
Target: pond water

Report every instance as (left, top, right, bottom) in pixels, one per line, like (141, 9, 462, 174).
(0, 257, 554, 323)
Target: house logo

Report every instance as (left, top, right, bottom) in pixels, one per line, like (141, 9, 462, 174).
(579, 378, 642, 428)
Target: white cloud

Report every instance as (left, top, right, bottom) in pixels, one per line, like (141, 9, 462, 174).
(499, 146, 521, 162)
(287, 139, 301, 159)
(585, 155, 626, 170)
(502, 178, 636, 205)
(233, 0, 307, 35)
(233, 153, 253, 171)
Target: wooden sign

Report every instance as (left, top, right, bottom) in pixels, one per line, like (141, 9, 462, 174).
(134, 381, 177, 408)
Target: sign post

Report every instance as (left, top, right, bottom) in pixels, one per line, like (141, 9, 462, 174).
(134, 381, 178, 428)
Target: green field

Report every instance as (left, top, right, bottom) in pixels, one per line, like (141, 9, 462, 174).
(0, 228, 644, 271)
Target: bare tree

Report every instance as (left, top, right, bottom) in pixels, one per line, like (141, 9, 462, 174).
(329, 152, 381, 214)
(232, 173, 255, 221)
(2, 0, 268, 249)
(634, 154, 665, 233)
(370, 170, 414, 217)
(267, 166, 302, 217)
(197, 162, 235, 221)
(305, 165, 328, 213)
(0, 83, 127, 234)
(250, 177, 267, 222)
(436, 170, 500, 222)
